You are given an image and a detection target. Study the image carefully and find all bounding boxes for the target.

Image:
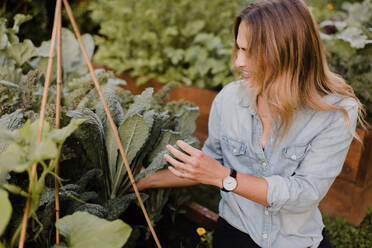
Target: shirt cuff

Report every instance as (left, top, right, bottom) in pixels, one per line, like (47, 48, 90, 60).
(264, 175, 290, 212)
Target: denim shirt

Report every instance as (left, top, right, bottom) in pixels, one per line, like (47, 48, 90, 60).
(202, 80, 358, 248)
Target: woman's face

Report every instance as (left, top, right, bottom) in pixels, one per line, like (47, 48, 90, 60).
(235, 22, 255, 83)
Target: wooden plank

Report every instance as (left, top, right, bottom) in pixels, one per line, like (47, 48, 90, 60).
(338, 129, 365, 183)
(184, 201, 218, 230)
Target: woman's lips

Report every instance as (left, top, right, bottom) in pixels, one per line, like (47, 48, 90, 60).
(241, 71, 251, 79)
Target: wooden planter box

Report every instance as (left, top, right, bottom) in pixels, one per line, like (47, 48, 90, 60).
(121, 74, 372, 226)
(319, 128, 372, 226)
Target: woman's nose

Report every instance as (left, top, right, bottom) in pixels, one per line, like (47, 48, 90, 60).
(235, 51, 246, 68)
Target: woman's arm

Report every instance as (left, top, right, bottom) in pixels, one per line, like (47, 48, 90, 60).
(165, 141, 269, 206)
(165, 100, 358, 210)
(135, 167, 199, 191)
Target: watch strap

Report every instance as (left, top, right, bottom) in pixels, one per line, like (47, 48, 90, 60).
(230, 168, 237, 178)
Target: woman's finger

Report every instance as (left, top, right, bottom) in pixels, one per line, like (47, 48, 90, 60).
(164, 154, 193, 172)
(166, 144, 193, 164)
(176, 140, 201, 156)
(168, 166, 192, 179)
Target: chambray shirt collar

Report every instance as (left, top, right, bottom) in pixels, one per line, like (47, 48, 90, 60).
(237, 81, 257, 115)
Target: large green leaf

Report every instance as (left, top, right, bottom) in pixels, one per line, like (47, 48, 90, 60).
(12, 14, 32, 34)
(55, 211, 132, 248)
(0, 118, 82, 173)
(0, 143, 31, 172)
(0, 65, 26, 83)
(6, 39, 37, 66)
(109, 114, 151, 197)
(48, 118, 87, 144)
(95, 87, 125, 127)
(0, 189, 12, 236)
(104, 193, 149, 220)
(123, 88, 154, 119)
(148, 130, 181, 163)
(36, 28, 95, 77)
(67, 109, 107, 171)
(105, 120, 119, 194)
(118, 114, 151, 167)
(175, 106, 200, 138)
(0, 170, 8, 185)
(0, 109, 25, 131)
(0, 18, 8, 50)
(135, 150, 167, 181)
(30, 139, 58, 162)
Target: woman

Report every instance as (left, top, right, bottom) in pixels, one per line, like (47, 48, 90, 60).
(136, 0, 366, 247)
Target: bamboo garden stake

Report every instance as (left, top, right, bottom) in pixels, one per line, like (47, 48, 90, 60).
(18, 0, 61, 247)
(54, 0, 63, 243)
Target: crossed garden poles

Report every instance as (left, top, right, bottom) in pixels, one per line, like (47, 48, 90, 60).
(17, 0, 162, 247)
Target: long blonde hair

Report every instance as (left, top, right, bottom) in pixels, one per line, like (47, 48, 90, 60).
(232, 0, 367, 142)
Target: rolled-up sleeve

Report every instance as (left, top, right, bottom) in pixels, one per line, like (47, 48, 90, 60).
(202, 93, 224, 165)
(264, 101, 358, 213)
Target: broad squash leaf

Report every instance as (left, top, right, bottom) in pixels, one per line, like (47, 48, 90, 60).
(0, 189, 12, 236)
(48, 118, 87, 144)
(30, 139, 58, 162)
(55, 211, 131, 248)
(0, 143, 32, 172)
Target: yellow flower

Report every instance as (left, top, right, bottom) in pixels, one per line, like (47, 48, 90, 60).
(327, 3, 334, 10)
(196, 227, 206, 236)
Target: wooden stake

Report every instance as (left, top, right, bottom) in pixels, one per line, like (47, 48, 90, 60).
(62, 0, 162, 247)
(54, 0, 63, 243)
(18, 1, 61, 247)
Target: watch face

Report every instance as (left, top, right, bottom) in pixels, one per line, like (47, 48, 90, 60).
(223, 176, 237, 191)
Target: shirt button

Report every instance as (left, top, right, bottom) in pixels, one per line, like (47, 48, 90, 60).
(233, 148, 238, 154)
(263, 233, 268, 239)
(262, 162, 267, 167)
(265, 210, 269, 215)
(291, 154, 297, 160)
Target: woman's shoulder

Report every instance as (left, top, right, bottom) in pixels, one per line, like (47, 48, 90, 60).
(215, 80, 252, 104)
(322, 94, 358, 112)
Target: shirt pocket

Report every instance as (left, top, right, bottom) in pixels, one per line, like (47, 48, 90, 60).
(224, 136, 246, 156)
(221, 136, 258, 175)
(280, 144, 311, 176)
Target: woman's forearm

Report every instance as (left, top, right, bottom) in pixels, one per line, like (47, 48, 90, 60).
(136, 168, 200, 190)
(231, 172, 269, 206)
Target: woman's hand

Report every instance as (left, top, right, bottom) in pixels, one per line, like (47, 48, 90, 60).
(165, 140, 230, 188)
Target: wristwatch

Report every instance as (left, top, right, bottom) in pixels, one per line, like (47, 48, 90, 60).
(222, 168, 237, 192)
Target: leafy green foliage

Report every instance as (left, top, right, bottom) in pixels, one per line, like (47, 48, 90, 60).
(310, 0, 372, 121)
(0, 118, 84, 247)
(0, 1, 98, 47)
(0, 12, 201, 247)
(34, 28, 95, 80)
(323, 209, 372, 248)
(70, 82, 200, 201)
(54, 211, 132, 248)
(88, 0, 251, 89)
